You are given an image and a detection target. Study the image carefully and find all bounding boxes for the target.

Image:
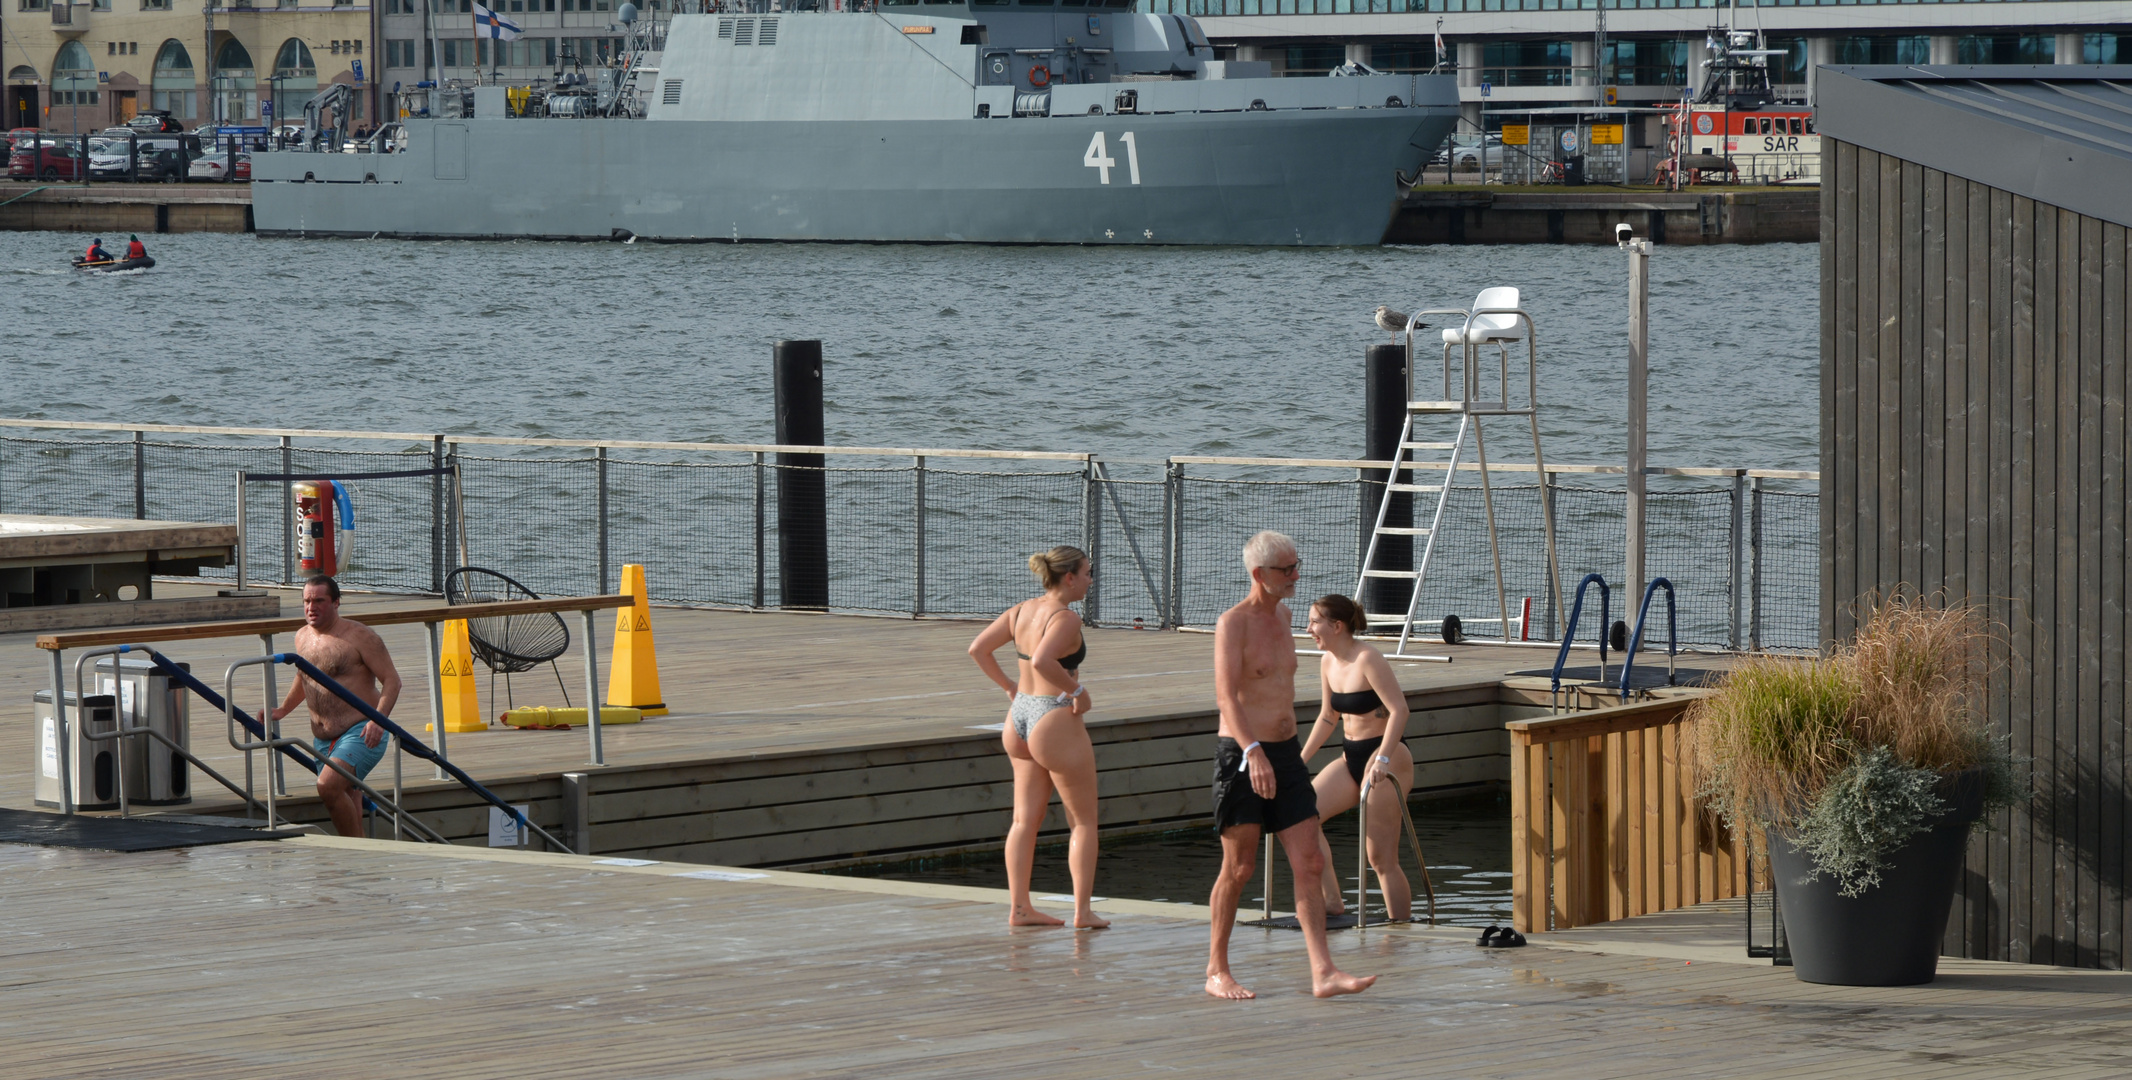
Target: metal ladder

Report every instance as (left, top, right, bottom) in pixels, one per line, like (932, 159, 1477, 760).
(1355, 299, 1563, 657)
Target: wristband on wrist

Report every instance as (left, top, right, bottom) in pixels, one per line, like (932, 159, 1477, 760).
(1240, 740, 1262, 760)
(1376, 754, 1392, 765)
(1056, 685, 1083, 705)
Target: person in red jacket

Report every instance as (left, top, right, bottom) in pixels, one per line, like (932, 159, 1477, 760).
(124, 234, 146, 260)
(84, 238, 110, 263)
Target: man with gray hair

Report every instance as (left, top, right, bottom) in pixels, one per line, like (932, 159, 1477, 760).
(1204, 530, 1376, 999)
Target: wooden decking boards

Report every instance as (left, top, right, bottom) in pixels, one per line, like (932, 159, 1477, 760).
(0, 834, 2122, 1079)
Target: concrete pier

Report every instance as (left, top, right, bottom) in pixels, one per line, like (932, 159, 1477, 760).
(1389, 188, 1819, 245)
(0, 183, 253, 234)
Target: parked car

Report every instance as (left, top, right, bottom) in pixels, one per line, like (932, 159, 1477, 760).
(88, 134, 142, 180)
(125, 111, 186, 134)
(134, 134, 204, 182)
(1434, 134, 1506, 170)
(3, 127, 40, 158)
(7, 137, 86, 181)
(189, 150, 252, 181)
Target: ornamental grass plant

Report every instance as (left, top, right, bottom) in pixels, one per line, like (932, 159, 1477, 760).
(1688, 594, 2024, 896)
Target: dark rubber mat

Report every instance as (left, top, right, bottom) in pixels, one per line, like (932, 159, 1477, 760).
(1511, 665, 1726, 690)
(1253, 913, 1416, 932)
(0, 806, 298, 852)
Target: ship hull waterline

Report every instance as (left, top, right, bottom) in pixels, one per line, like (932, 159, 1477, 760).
(254, 108, 1453, 247)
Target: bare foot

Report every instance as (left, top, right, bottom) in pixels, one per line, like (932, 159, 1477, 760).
(1009, 905, 1065, 928)
(1312, 971, 1378, 998)
(1204, 971, 1256, 1000)
(1073, 912, 1111, 930)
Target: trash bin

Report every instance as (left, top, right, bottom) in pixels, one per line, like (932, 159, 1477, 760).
(1565, 154, 1586, 187)
(33, 691, 119, 810)
(89, 656, 192, 806)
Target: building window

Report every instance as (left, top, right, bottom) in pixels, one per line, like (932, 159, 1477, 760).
(1281, 43, 1344, 77)
(91, 0, 111, 10)
(18, 0, 51, 11)
(1835, 36, 1928, 68)
(2087, 34, 2129, 65)
(1604, 39, 1685, 88)
(1483, 40, 1573, 88)
(141, 0, 171, 8)
(1957, 34, 2054, 66)
(1368, 41, 1440, 73)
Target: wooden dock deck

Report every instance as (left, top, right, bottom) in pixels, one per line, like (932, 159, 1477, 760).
(2, 586, 1637, 865)
(2, 832, 2122, 1079)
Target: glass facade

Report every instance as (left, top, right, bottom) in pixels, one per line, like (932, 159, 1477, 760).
(1283, 42, 1345, 74)
(2088, 33, 2130, 65)
(1369, 40, 1441, 72)
(1146, 0, 2074, 13)
(1604, 38, 1685, 87)
(1958, 33, 2052, 64)
(1482, 40, 1572, 87)
(1834, 35, 1928, 65)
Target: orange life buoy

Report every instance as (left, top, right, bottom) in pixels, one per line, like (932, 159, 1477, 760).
(1027, 64, 1051, 88)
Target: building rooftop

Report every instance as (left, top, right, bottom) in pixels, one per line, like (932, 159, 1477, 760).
(1815, 64, 2132, 227)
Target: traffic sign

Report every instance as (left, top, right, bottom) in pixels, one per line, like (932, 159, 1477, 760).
(1480, 81, 1492, 98)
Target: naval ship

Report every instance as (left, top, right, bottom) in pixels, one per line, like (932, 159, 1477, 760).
(253, 2, 1457, 246)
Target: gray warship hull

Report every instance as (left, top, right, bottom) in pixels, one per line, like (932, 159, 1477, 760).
(254, 10, 1456, 246)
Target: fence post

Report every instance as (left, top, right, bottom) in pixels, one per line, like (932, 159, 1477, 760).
(1749, 475, 1765, 653)
(132, 430, 146, 520)
(445, 442, 462, 572)
(752, 450, 766, 610)
(1160, 460, 1176, 629)
(1543, 467, 1560, 640)
(1729, 469, 1745, 652)
(912, 455, 926, 618)
(595, 445, 610, 596)
(279, 435, 293, 585)
(1168, 461, 1185, 628)
(430, 434, 445, 595)
(1082, 458, 1102, 626)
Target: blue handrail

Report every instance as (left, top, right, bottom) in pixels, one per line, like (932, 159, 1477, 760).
(129, 645, 324, 777)
(1619, 577, 1678, 702)
(1549, 573, 1610, 701)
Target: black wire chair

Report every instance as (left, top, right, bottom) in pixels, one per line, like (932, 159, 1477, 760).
(444, 566, 572, 712)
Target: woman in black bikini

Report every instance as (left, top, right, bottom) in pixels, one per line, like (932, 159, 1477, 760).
(1297, 594, 1416, 922)
(967, 546, 1109, 930)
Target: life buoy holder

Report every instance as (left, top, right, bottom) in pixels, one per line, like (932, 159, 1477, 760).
(1027, 64, 1051, 88)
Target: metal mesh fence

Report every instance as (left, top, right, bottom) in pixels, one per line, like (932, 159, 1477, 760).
(0, 429, 1824, 651)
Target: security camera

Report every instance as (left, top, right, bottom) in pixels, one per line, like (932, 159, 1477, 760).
(1615, 222, 1634, 246)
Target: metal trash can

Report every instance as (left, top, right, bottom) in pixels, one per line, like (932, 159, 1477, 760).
(89, 656, 192, 806)
(33, 691, 119, 810)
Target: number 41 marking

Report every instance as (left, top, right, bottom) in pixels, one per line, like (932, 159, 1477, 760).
(1084, 131, 1140, 186)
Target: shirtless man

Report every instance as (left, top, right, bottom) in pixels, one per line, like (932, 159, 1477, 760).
(268, 576, 402, 837)
(1205, 531, 1377, 1000)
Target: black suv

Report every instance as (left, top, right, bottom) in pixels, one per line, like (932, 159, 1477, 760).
(133, 134, 203, 181)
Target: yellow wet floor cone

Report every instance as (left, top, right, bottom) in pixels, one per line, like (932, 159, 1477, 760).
(439, 618, 486, 733)
(606, 563, 667, 716)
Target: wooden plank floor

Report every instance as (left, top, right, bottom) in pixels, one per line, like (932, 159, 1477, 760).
(0, 584, 1589, 809)
(1, 834, 2123, 1079)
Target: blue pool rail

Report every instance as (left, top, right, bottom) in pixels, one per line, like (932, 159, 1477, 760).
(1549, 573, 1610, 711)
(1618, 577, 1678, 702)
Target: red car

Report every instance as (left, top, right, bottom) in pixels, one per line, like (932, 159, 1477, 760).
(8, 137, 87, 180)
(3, 127, 40, 158)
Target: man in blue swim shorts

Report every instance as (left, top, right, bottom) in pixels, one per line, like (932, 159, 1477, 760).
(268, 576, 403, 836)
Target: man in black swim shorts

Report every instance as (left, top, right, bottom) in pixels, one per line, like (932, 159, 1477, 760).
(1203, 531, 1376, 1001)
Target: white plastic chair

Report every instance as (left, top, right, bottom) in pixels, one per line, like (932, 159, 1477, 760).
(1441, 286, 1523, 346)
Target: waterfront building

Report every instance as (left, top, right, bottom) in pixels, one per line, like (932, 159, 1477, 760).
(2, 1, 377, 134)
(1145, 1, 2130, 139)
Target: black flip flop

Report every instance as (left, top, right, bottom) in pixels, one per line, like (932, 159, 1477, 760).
(1499, 930, 1527, 948)
(1476, 925, 1501, 947)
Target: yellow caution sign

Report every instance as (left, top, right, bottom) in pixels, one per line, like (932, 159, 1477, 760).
(606, 563, 668, 716)
(1590, 123, 1626, 146)
(1500, 124, 1530, 146)
(439, 618, 486, 733)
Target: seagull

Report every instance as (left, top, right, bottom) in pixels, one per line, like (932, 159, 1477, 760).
(1374, 305, 1427, 339)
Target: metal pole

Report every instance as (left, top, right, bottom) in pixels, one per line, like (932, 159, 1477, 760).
(234, 470, 248, 592)
(132, 430, 146, 519)
(582, 608, 604, 766)
(1160, 461, 1175, 629)
(752, 450, 766, 609)
(1263, 832, 1274, 922)
(423, 620, 448, 781)
(912, 455, 926, 618)
(392, 737, 403, 841)
(1625, 237, 1650, 606)
(1083, 460, 1101, 626)
(596, 445, 610, 596)
(431, 434, 445, 594)
(1729, 470, 1745, 652)
(1357, 777, 1369, 934)
(280, 436, 294, 585)
(1750, 475, 1765, 652)
(1169, 462, 1185, 628)
(262, 633, 285, 797)
(48, 647, 73, 815)
(1543, 467, 1560, 640)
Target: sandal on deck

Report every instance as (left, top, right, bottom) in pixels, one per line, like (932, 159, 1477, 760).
(1477, 926, 1502, 947)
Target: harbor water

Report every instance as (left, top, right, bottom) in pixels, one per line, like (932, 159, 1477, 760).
(3, 232, 1817, 471)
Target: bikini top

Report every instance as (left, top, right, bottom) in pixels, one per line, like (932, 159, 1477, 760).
(1327, 686, 1384, 715)
(1014, 604, 1088, 671)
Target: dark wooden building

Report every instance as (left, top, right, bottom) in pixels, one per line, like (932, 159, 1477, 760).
(1818, 65, 2132, 969)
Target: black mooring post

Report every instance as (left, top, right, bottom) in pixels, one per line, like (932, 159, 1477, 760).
(773, 339, 828, 611)
(1363, 343, 1411, 619)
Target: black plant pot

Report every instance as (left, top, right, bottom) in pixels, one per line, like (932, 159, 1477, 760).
(1767, 768, 1986, 986)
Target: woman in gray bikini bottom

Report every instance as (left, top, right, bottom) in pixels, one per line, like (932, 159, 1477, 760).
(968, 545, 1109, 930)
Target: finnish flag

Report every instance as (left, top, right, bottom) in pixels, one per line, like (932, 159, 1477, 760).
(473, 1, 523, 41)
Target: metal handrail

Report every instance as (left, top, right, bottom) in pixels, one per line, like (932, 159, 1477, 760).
(68, 646, 275, 821)
(1550, 573, 1611, 713)
(275, 651, 569, 851)
(1619, 577, 1678, 702)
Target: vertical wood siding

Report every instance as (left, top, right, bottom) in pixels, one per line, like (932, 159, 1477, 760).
(1821, 140, 2132, 970)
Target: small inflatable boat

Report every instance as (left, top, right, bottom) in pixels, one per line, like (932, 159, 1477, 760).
(72, 255, 155, 272)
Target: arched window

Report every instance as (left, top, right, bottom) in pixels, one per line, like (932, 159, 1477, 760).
(216, 38, 255, 75)
(52, 40, 97, 109)
(273, 39, 316, 77)
(7, 65, 39, 83)
(152, 40, 196, 119)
